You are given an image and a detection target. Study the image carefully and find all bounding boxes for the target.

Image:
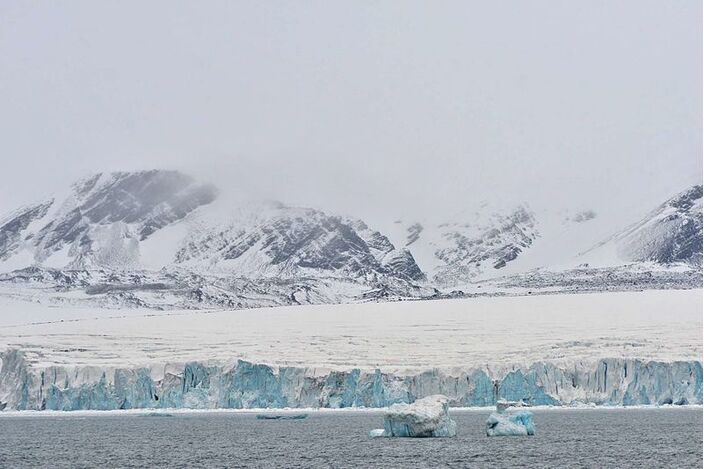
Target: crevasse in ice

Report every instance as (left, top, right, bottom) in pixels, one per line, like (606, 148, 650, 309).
(0, 350, 701, 411)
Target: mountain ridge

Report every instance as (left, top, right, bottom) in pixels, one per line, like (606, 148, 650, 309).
(0, 170, 699, 310)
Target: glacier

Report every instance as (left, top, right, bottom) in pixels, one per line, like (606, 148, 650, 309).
(486, 410, 535, 436)
(0, 349, 701, 411)
(370, 394, 457, 437)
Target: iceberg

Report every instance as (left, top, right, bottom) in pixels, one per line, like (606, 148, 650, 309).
(139, 412, 174, 418)
(369, 395, 457, 438)
(486, 410, 535, 437)
(496, 399, 529, 413)
(255, 413, 308, 420)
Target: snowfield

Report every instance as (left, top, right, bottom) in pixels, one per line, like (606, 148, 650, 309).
(1, 289, 700, 371)
(0, 289, 701, 410)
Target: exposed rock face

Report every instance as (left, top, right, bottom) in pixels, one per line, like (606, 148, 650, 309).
(0, 170, 425, 285)
(0, 171, 700, 310)
(431, 205, 538, 285)
(381, 248, 426, 281)
(0, 265, 433, 311)
(571, 210, 596, 223)
(622, 185, 702, 265)
(174, 207, 425, 281)
(0, 170, 217, 269)
(586, 185, 703, 266)
(405, 223, 423, 246)
(62, 171, 218, 240)
(1, 351, 700, 411)
(0, 201, 54, 261)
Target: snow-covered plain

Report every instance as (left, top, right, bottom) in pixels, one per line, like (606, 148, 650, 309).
(1, 289, 700, 371)
(1, 289, 700, 410)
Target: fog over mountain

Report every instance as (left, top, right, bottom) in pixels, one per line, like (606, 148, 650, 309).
(0, 1, 701, 226)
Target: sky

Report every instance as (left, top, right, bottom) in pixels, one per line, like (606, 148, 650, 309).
(0, 1, 701, 225)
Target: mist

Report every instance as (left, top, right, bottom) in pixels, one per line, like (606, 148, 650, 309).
(0, 0, 701, 226)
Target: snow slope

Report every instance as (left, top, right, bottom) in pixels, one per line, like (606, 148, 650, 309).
(384, 204, 539, 286)
(581, 185, 703, 266)
(0, 172, 424, 286)
(376, 185, 703, 288)
(0, 171, 217, 270)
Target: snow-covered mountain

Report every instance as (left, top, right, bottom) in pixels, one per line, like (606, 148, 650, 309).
(580, 185, 703, 266)
(384, 204, 539, 286)
(0, 170, 700, 309)
(0, 170, 217, 270)
(0, 171, 426, 284)
(171, 204, 424, 282)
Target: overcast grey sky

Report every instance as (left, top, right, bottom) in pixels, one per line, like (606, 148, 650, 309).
(0, 1, 701, 223)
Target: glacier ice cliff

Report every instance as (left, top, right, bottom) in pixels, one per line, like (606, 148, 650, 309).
(370, 394, 457, 437)
(0, 350, 701, 411)
(486, 411, 535, 437)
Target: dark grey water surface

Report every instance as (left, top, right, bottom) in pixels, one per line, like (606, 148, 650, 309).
(0, 409, 701, 468)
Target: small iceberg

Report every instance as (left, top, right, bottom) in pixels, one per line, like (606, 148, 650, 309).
(139, 412, 174, 418)
(369, 395, 457, 438)
(255, 413, 308, 420)
(486, 411, 535, 436)
(496, 399, 530, 413)
(486, 401, 535, 437)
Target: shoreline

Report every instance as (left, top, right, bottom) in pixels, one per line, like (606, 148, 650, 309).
(1, 404, 701, 418)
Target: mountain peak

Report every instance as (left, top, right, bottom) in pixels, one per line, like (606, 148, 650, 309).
(0, 170, 217, 270)
(0, 172, 700, 301)
(581, 184, 703, 266)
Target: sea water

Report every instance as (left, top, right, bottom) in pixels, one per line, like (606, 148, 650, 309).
(0, 409, 700, 468)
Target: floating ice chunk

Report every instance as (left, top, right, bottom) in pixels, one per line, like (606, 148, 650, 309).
(368, 429, 386, 438)
(496, 399, 529, 413)
(486, 410, 535, 437)
(255, 414, 308, 420)
(370, 395, 457, 438)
